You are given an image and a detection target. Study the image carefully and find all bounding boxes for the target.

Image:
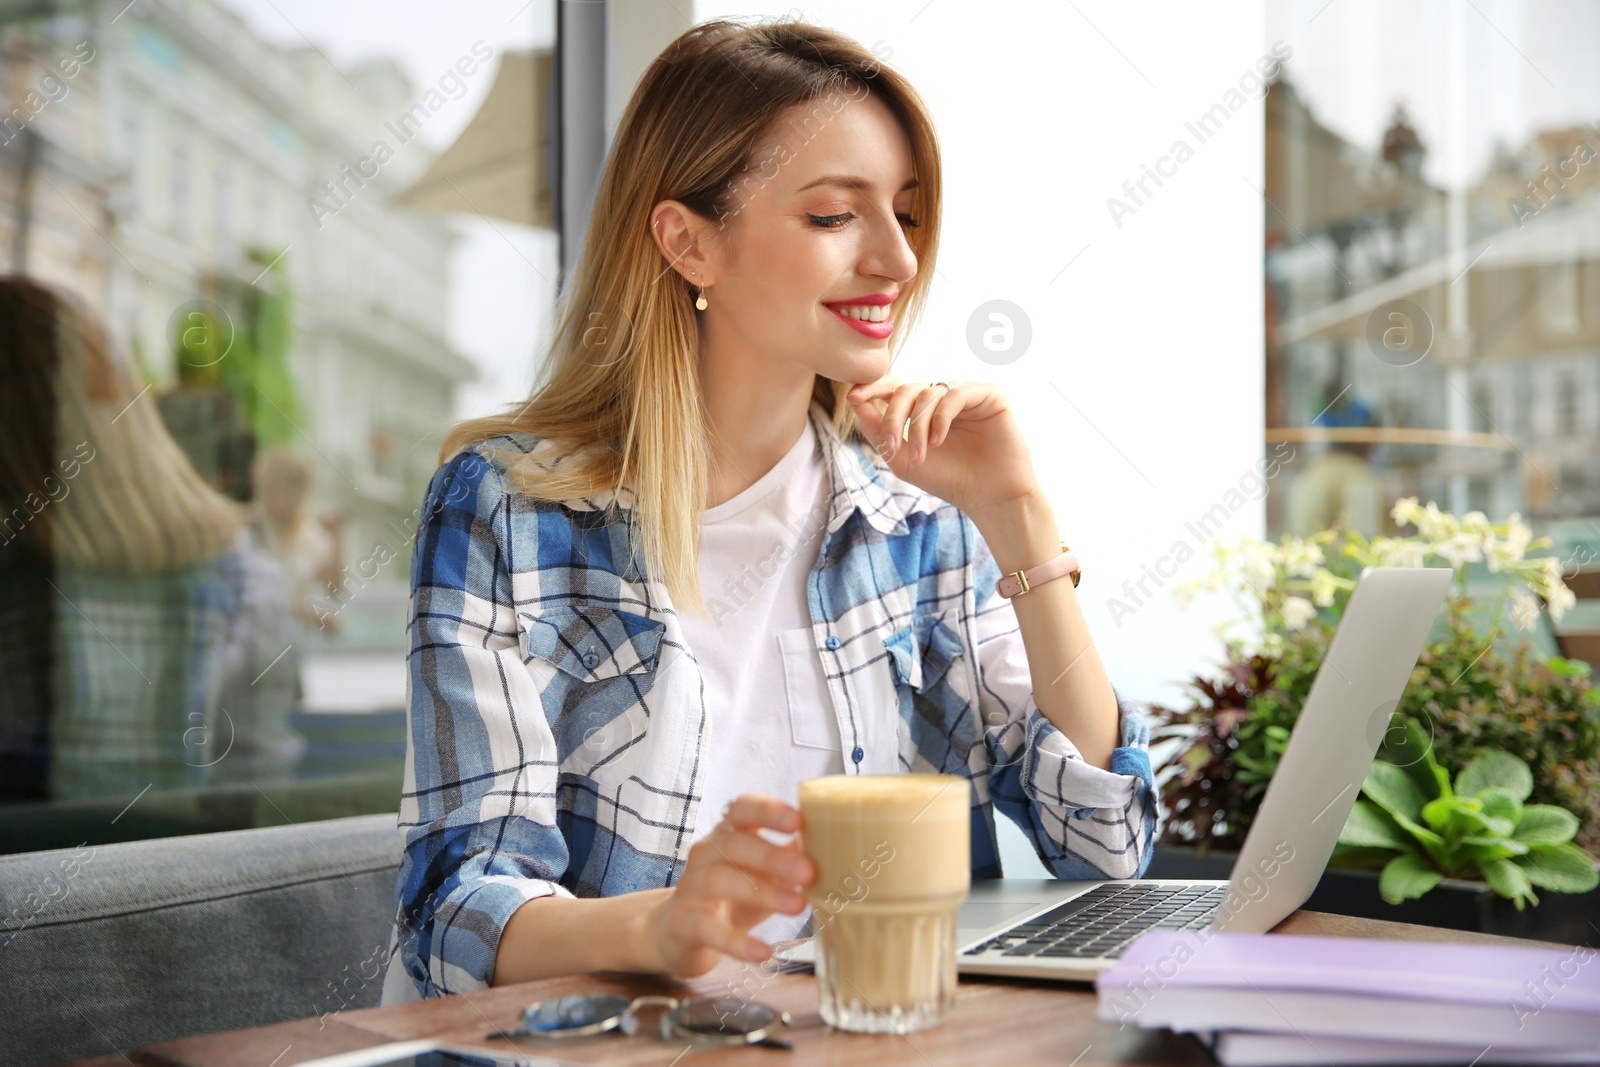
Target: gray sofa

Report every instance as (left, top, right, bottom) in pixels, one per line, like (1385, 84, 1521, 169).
(0, 813, 400, 1067)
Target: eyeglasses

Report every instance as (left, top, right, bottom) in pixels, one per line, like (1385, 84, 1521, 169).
(487, 993, 793, 1050)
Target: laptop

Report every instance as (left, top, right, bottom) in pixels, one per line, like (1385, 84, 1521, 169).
(777, 566, 1453, 981)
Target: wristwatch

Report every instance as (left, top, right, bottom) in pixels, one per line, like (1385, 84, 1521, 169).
(996, 542, 1080, 599)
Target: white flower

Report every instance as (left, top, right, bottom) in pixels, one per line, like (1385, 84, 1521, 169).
(1374, 537, 1429, 568)
(1308, 567, 1350, 607)
(1279, 539, 1325, 579)
(1528, 557, 1576, 623)
(1391, 498, 1455, 541)
(1415, 500, 1456, 541)
(1509, 586, 1542, 632)
(1461, 510, 1493, 537)
(1546, 582, 1577, 623)
(1429, 532, 1483, 570)
(1238, 539, 1279, 596)
(1484, 537, 1519, 574)
(1281, 595, 1318, 631)
(1390, 497, 1422, 528)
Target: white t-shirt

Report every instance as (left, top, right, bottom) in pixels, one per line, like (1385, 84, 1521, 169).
(680, 415, 842, 943)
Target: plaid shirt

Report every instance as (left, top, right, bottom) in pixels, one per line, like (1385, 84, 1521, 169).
(390, 403, 1158, 1000)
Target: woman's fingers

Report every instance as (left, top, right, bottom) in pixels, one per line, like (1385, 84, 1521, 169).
(657, 793, 818, 974)
(905, 383, 956, 464)
(691, 907, 772, 963)
(721, 793, 801, 835)
(846, 380, 962, 465)
(684, 823, 812, 892)
(701, 861, 807, 915)
(926, 382, 961, 449)
(876, 383, 919, 461)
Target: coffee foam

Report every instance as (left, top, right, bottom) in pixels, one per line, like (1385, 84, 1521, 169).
(799, 773, 969, 821)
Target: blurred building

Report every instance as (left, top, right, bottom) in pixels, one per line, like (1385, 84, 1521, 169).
(1265, 70, 1600, 540)
(0, 0, 472, 599)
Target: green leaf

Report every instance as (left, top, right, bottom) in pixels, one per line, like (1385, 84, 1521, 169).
(1458, 836, 1529, 863)
(1379, 852, 1443, 904)
(1365, 760, 1430, 822)
(1378, 718, 1447, 801)
(1457, 750, 1534, 803)
(1513, 806, 1580, 847)
(1516, 844, 1600, 894)
(1479, 857, 1537, 910)
(1422, 796, 1505, 838)
(1545, 656, 1591, 680)
(1339, 799, 1410, 851)
(1477, 789, 1524, 833)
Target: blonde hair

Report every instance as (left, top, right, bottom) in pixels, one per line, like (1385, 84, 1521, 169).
(0, 277, 244, 574)
(439, 19, 943, 614)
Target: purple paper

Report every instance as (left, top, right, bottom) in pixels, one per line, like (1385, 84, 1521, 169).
(1095, 932, 1600, 1013)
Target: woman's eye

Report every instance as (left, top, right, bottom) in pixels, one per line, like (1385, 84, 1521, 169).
(807, 211, 921, 230)
(809, 212, 854, 230)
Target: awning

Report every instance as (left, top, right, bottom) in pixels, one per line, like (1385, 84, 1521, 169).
(395, 49, 553, 229)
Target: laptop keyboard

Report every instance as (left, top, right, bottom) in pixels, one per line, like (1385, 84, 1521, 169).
(963, 883, 1227, 960)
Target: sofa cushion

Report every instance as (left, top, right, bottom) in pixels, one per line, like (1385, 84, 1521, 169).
(0, 812, 398, 1067)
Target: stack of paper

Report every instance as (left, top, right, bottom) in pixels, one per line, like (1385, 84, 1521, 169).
(1095, 931, 1600, 1065)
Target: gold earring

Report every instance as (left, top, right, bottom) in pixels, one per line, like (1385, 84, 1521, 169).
(695, 287, 708, 311)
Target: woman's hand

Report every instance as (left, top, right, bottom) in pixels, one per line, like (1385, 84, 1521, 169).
(644, 793, 815, 977)
(845, 379, 1042, 523)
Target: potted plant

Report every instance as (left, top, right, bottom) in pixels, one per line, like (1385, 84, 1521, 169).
(1339, 720, 1596, 908)
(1147, 499, 1600, 943)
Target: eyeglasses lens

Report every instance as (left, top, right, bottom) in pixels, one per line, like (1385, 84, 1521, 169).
(673, 997, 775, 1037)
(524, 994, 632, 1033)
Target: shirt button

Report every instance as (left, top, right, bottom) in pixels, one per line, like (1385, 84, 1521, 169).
(851, 746, 864, 764)
(825, 635, 839, 650)
(582, 651, 599, 669)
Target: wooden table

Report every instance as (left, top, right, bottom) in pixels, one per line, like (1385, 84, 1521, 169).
(74, 912, 1568, 1067)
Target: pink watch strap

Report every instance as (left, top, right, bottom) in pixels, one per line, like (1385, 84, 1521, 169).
(996, 544, 1080, 598)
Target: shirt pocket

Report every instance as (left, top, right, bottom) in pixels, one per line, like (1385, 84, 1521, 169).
(882, 612, 966, 694)
(779, 627, 841, 751)
(521, 604, 666, 682)
(521, 604, 668, 774)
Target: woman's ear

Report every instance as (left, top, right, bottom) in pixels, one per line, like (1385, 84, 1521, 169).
(649, 200, 715, 287)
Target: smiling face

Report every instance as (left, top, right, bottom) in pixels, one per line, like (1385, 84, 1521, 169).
(662, 87, 922, 389)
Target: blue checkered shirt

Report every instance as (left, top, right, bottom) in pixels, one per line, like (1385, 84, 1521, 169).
(390, 403, 1158, 999)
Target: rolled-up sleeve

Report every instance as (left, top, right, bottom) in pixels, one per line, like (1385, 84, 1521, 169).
(393, 447, 575, 999)
(969, 520, 1159, 880)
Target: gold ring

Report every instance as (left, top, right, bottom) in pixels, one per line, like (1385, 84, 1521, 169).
(933, 381, 950, 391)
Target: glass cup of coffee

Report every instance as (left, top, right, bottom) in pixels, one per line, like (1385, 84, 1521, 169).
(797, 773, 971, 1033)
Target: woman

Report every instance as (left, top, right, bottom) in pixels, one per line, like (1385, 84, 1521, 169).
(0, 277, 247, 800)
(249, 443, 345, 634)
(385, 18, 1157, 1003)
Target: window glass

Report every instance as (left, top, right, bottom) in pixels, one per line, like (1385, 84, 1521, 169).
(0, 0, 555, 854)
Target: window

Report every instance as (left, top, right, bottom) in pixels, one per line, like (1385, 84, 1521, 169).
(1557, 369, 1580, 437)
(1265, 0, 1599, 539)
(169, 123, 189, 241)
(213, 157, 230, 264)
(0, 0, 555, 855)
(1541, 260, 1582, 335)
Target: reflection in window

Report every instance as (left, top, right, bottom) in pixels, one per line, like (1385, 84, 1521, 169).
(1265, 1, 1600, 549)
(169, 124, 188, 241)
(0, 1, 551, 854)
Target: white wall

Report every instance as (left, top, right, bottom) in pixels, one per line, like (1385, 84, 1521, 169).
(612, 0, 1268, 874)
